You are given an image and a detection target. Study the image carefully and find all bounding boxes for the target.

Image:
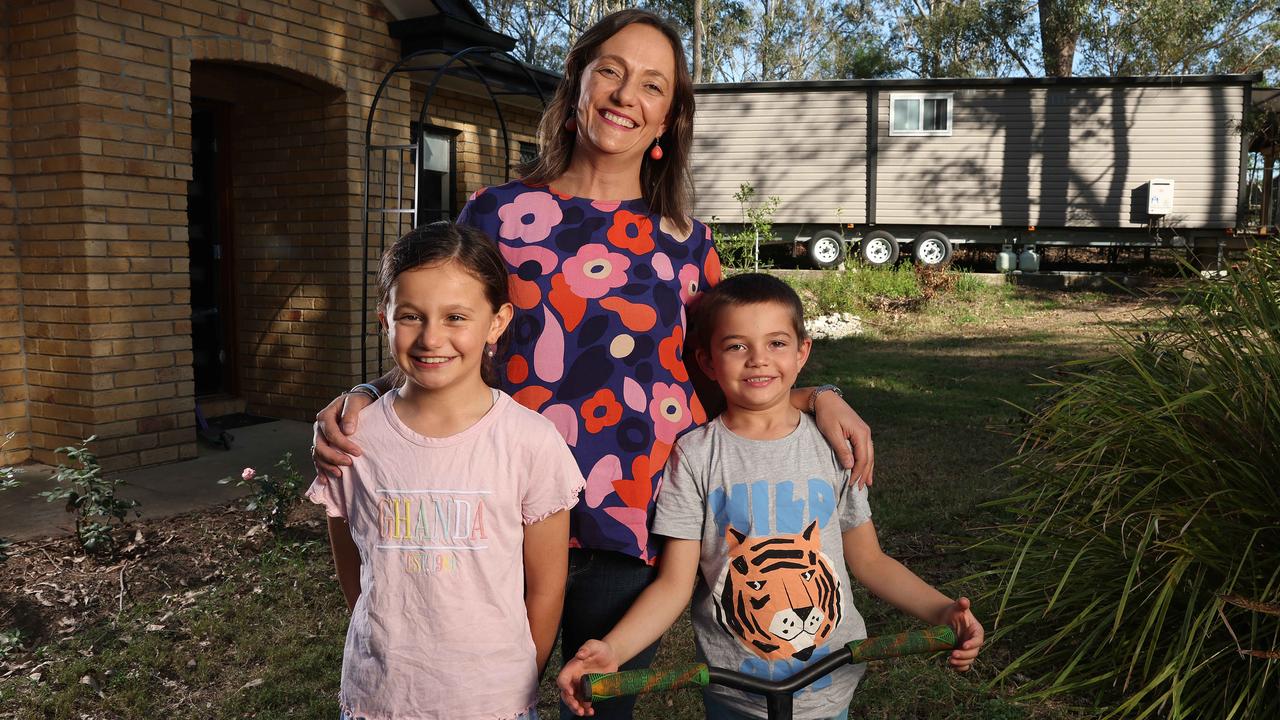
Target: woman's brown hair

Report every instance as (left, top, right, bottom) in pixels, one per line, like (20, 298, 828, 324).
(518, 9, 696, 232)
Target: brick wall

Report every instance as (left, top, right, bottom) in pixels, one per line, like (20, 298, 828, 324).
(0, 6, 30, 466)
(2, 0, 548, 470)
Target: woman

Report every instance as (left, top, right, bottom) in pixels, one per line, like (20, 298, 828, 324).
(313, 9, 875, 719)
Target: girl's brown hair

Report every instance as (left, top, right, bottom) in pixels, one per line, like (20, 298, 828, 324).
(518, 9, 696, 232)
(378, 222, 510, 385)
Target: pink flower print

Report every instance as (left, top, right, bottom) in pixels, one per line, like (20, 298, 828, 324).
(497, 191, 563, 244)
(678, 263, 701, 305)
(563, 244, 631, 299)
(649, 382, 693, 444)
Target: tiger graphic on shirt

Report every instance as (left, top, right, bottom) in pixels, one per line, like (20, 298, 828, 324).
(713, 520, 843, 661)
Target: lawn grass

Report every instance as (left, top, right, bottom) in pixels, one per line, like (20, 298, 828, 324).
(1, 286, 1156, 720)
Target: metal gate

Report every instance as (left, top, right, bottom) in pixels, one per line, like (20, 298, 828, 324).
(361, 46, 548, 379)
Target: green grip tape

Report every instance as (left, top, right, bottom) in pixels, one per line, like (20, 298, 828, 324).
(846, 625, 957, 663)
(583, 663, 710, 701)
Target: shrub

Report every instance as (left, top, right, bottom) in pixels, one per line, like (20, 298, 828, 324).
(1, 432, 18, 562)
(788, 266, 922, 316)
(221, 452, 307, 532)
(715, 182, 780, 270)
(40, 437, 140, 555)
(980, 244, 1280, 718)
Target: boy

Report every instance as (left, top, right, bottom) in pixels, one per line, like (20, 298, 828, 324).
(556, 273, 984, 720)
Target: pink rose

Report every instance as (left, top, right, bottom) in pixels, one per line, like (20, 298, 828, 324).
(241, 467, 257, 482)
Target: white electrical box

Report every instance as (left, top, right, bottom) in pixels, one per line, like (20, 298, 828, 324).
(1148, 179, 1175, 216)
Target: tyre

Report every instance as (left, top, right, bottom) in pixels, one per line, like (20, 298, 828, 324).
(806, 230, 847, 269)
(912, 231, 953, 268)
(858, 230, 900, 268)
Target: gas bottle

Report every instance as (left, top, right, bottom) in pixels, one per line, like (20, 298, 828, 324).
(996, 245, 1017, 273)
(1018, 245, 1040, 273)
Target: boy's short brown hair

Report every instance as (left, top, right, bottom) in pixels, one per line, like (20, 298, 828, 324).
(692, 273, 808, 354)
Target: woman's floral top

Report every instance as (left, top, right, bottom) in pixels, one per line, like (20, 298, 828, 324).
(459, 181, 721, 563)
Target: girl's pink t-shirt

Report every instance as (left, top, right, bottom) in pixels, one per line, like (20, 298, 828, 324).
(307, 389, 585, 720)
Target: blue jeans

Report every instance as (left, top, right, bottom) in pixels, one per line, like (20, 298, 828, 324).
(559, 548, 661, 720)
(702, 691, 848, 720)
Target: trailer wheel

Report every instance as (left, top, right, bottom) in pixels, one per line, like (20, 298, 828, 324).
(859, 230, 900, 268)
(913, 231, 953, 268)
(806, 230, 846, 269)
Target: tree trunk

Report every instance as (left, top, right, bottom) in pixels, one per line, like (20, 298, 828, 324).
(1039, 0, 1082, 76)
(693, 0, 704, 83)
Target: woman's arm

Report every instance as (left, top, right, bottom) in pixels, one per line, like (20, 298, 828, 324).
(791, 386, 875, 485)
(556, 538, 702, 716)
(327, 516, 362, 611)
(312, 369, 402, 480)
(842, 521, 983, 671)
(523, 509, 571, 677)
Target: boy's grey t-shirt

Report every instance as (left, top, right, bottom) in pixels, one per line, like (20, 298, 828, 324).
(653, 413, 872, 720)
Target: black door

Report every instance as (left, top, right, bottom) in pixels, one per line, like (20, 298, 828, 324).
(187, 101, 236, 396)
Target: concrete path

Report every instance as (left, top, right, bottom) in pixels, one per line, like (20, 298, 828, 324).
(1, 420, 314, 542)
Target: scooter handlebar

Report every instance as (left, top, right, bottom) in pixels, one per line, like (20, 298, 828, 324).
(580, 625, 957, 703)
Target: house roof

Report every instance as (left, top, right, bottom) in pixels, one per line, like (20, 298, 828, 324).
(696, 73, 1264, 94)
(383, 0, 560, 105)
(379, 0, 483, 24)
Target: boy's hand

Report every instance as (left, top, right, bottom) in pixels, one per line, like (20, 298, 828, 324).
(556, 639, 620, 717)
(938, 597, 984, 672)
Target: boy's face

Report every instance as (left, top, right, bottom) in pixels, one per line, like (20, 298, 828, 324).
(698, 301, 811, 414)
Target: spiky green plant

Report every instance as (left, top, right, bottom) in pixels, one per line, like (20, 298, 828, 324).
(979, 243, 1280, 719)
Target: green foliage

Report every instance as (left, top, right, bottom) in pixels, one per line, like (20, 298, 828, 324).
(1, 431, 19, 563)
(220, 453, 307, 532)
(951, 270, 986, 299)
(789, 266, 924, 316)
(715, 182, 781, 269)
(40, 437, 140, 555)
(0, 629, 20, 661)
(980, 244, 1280, 718)
(1078, 1, 1279, 79)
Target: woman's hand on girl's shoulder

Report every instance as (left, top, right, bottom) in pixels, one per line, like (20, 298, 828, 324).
(312, 392, 373, 482)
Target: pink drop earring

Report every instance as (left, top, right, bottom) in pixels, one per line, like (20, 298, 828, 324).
(564, 115, 577, 133)
(648, 137, 663, 161)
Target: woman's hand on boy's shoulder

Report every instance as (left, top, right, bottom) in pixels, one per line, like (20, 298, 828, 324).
(937, 596, 984, 672)
(810, 389, 875, 486)
(556, 639, 620, 717)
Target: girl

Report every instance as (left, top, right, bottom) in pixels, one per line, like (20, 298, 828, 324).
(307, 222, 585, 720)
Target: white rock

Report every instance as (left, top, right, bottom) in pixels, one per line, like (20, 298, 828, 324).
(804, 312, 864, 340)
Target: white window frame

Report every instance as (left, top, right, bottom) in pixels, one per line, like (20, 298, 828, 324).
(889, 92, 954, 136)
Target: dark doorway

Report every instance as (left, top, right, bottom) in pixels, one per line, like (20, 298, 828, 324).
(187, 100, 237, 397)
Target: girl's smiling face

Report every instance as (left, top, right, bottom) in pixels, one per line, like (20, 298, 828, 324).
(380, 259, 512, 397)
(573, 22, 676, 164)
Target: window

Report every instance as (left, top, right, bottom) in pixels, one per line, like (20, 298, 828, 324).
(889, 93, 953, 136)
(412, 123, 457, 224)
(518, 141, 539, 166)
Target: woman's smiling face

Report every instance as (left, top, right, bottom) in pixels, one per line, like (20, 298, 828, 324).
(573, 22, 677, 165)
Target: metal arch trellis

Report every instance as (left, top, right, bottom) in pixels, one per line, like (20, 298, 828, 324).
(360, 46, 548, 380)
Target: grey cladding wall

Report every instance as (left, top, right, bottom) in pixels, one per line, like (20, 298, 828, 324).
(875, 84, 1244, 229)
(691, 80, 1245, 230)
(690, 90, 868, 225)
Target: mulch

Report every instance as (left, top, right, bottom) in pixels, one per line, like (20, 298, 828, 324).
(0, 501, 326, 682)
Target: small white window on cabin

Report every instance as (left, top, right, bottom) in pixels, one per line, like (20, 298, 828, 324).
(889, 93, 953, 136)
